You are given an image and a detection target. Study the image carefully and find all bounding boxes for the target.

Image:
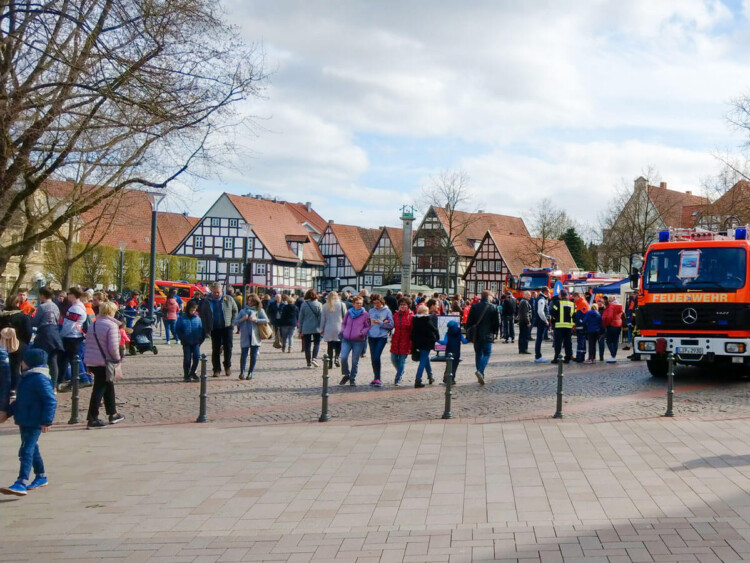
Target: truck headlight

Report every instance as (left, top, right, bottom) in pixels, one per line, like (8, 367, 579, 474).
(726, 343, 746, 353)
(638, 341, 656, 352)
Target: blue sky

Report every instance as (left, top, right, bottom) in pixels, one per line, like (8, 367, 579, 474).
(164, 0, 750, 236)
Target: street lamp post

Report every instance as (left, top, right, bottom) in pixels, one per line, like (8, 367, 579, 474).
(146, 191, 166, 320)
(118, 241, 127, 295)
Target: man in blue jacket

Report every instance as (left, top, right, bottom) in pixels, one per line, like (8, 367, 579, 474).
(1, 348, 57, 496)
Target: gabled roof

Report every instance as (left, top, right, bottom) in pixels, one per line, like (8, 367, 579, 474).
(156, 213, 200, 254)
(282, 201, 328, 234)
(704, 180, 750, 223)
(431, 207, 529, 257)
(225, 194, 325, 265)
(646, 184, 708, 228)
(327, 223, 381, 272)
(466, 231, 578, 278)
(382, 227, 410, 261)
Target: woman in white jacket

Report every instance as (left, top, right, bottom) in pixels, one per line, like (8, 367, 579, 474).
(319, 292, 347, 367)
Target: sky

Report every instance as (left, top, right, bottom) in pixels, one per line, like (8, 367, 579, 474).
(164, 0, 750, 237)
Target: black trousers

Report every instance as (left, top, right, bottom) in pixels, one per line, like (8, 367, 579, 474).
(87, 365, 117, 421)
(210, 327, 234, 373)
(553, 327, 573, 361)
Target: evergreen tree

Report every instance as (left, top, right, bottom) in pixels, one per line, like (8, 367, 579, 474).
(561, 227, 595, 271)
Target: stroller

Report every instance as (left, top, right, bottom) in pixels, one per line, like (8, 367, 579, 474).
(128, 316, 158, 355)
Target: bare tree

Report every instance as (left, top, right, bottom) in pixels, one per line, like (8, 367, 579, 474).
(0, 0, 266, 278)
(527, 198, 572, 267)
(418, 169, 481, 292)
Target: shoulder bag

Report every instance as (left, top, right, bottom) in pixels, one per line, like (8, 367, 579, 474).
(93, 322, 121, 382)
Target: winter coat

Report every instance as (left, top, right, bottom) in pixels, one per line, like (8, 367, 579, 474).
(517, 298, 531, 326)
(437, 321, 468, 361)
(411, 314, 439, 351)
(501, 296, 516, 317)
(234, 306, 269, 348)
(0, 347, 9, 414)
(341, 309, 370, 342)
(8, 366, 57, 427)
(602, 302, 624, 328)
(466, 299, 500, 343)
(0, 310, 32, 345)
(60, 301, 87, 339)
(583, 309, 603, 334)
(320, 301, 347, 342)
(267, 300, 284, 326)
(198, 295, 239, 335)
(164, 297, 180, 321)
(390, 309, 413, 355)
(84, 316, 121, 367)
(277, 303, 298, 327)
(367, 306, 393, 339)
(176, 312, 204, 346)
(298, 299, 323, 335)
(32, 301, 63, 353)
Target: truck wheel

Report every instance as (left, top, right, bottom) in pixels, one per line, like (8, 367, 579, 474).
(647, 358, 668, 377)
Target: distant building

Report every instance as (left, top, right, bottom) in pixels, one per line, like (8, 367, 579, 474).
(361, 227, 409, 290)
(316, 222, 380, 292)
(694, 180, 750, 231)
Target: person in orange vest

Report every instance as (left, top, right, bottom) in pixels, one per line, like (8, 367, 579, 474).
(16, 289, 35, 317)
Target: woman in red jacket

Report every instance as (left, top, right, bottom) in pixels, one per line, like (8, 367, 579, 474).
(601, 296, 624, 363)
(390, 298, 413, 386)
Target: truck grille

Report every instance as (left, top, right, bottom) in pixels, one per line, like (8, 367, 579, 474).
(638, 303, 750, 331)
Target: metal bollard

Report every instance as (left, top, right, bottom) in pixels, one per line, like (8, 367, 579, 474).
(442, 353, 454, 420)
(664, 352, 674, 417)
(196, 354, 208, 423)
(319, 354, 330, 422)
(553, 358, 564, 419)
(68, 353, 80, 425)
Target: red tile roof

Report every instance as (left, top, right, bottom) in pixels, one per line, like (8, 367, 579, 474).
(226, 194, 325, 265)
(647, 185, 708, 228)
(431, 207, 529, 257)
(282, 201, 328, 234)
(327, 223, 381, 272)
(477, 232, 578, 276)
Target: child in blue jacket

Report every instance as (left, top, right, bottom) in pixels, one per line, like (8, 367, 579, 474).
(583, 305, 603, 364)
(0, 348, 57, 496)
(436, 320, 469, 384)
(175, 301, 204, 382)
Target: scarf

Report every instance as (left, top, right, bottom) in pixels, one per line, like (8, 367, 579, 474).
(349, 307, 365, 319)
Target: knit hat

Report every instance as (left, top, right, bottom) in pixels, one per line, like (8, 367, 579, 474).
(23, 348, 48, 369)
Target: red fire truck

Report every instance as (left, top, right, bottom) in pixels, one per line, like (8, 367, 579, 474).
(633, 227, 750, 376)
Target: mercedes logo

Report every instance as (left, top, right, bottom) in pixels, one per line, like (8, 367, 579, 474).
(682, 307, 698, 325)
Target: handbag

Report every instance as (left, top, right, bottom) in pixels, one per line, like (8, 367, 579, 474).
(466, 302, 490, 343)
(92, 323, 120, 383)
(258, 321, 273, 340)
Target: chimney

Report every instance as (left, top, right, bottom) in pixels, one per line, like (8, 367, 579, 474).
(477, 209, 484, 213)
(182, 212, 188, 218)
(305, 201, 312, 212)
(685, 190, 692, 195)
(660, 182, 667, 189)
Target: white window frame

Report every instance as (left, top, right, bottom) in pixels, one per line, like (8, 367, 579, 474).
(223, 237, 233, 250)
(229, 219, 238, 228)
(254, 263, 266, 275)
(194, 236, 203, 249)
(229, 262, 240, 274)
(211, 217, 220, 227)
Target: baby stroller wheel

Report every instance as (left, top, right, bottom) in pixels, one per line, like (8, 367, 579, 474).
(152, 345, 158, 355)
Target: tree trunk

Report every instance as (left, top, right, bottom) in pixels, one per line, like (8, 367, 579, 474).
(9, 249, 32, 297)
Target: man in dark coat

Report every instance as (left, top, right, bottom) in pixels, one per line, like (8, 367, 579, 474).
(465, 290, 500, 386)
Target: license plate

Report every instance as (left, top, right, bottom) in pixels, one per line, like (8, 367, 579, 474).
(677, 346, 703, 355)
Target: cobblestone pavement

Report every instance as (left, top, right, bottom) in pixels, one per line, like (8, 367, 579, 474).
(19, 334, 750, 430)
(5, 419, 750, 561)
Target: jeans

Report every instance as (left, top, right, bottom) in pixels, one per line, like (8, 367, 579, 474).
(553, 327, 573, 361)
(303, 333, 321, 365)
(47, 350, 61, 388)
(86, 365, 117, 422)
(473, 341, 492, 375)
(273, 323, 282, 348)
(534, 324, 548, 359)
(164, 319, 178, 344)
(210, 326, 234, 373)
(606, 326, 622, 358)
(340, 339, 366, 381)
(391, 353, 407, 382)
(598, 332, 606, 360)
(587, 334, 599, 360)
(240, 345, 259, 374)
(415, 349, 433, 382)
(368, 337, 388, 380)
(279, 326, 294, 350)
(182, 344, 200, 379)
(518, 323, 530, 353)
(327, 341, 341, 360)
(58, 337, 84, 385)
(502, 316, 515, 341)
(17, 426, 44, 485)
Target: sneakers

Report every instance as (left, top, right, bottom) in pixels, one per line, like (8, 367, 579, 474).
(584, 359, 594, 364)
(394, 378, 402, 387)
(428, 376, 434, 385)
(212, 371, 221, 378)
(109, 414, 124, 425)
(349, 379, 356, 386)
(238, 372, 245, 380)
(414, 380, 425, 388)
(311, 359, 319, 367)
(475, 371, 485, 386)
(534, 357, 550, 363)
(87, 419, 107, 429)
(606, 357, 617, 363)
(370, 379, 382, 387)
(27, 476, 48, 490)
(339, 375, 350, 385)
(550, 358, 559, 364)
(189, 374, 200, 382)
(306, 363, 313, 369)
(246, 372, 254, 380)
(334, 358, 340, 367)
(0, 481, 27, 496)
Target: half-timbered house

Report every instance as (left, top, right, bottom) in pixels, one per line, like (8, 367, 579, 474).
(412, 206, 529, 293)
(316, 222, 380, 292)
(360, 227, 410, 289)
(463, 231, 577, 297)
(172, 193, 325, 291)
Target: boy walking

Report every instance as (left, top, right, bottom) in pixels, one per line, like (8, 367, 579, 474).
(0, 348, 57, 496)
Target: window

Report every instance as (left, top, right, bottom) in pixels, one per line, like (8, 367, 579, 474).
(254, 263, 266, 275)
(229, 219, 238, 228)
(433, 256, 447, 269)
(229, 262, 240, 274)
(246, 238, 254, 252)
(416, 238, 424, 247)
(477, 281, 484, 292)
(284, 266, 290, 277)
(337, 258, 345, 268)
(194, 236, 203, 249)
(364, 275, 372, 286)
(211, 218, 220, 227)
(418, 256, 431, 269)
(223, 237, 233, 250)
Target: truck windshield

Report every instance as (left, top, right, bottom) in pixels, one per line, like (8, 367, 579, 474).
(519, 273, 550, 290)
(644, 247, 746, 291)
